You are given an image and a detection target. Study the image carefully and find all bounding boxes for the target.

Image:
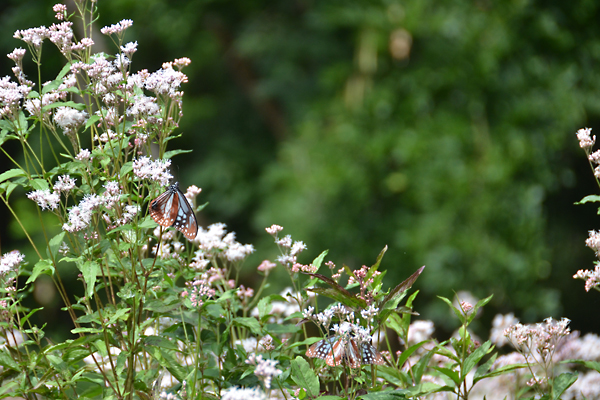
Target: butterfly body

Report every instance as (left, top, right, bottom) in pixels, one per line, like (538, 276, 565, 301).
(306, 335, 385, 368)
(150, 182, 198, 240)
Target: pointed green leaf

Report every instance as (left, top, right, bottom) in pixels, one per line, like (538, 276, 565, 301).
(307, 287, 366, 309)
(0, 169, 25, 184)
(290, 356, 320, 398)
(233, 317, 262, 335)
(552, 372, 578, 400)
(381, 266, 425, 311)
(26, 259, 55, 284)
(432, 366, 460, 386)
(312, 250, 329, 270)
(462, 341, 493, 380)
(47, 231, 66, 260)
(575, 195, 600, 204)
(371, 245, 388, 270)
(164, 149, 193, 159)
(79, 260, 99, 298)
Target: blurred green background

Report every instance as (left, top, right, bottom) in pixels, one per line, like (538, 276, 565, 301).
(1, 0, 599, 339)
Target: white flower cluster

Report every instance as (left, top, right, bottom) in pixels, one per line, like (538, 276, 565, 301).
(245, 353, 282, 389)
(192, 223, 255, 263)
(132, 156, 173, 186)
(0, 250, 25, 275)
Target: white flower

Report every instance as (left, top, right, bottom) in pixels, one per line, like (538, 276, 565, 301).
(0, 251, 24, 275)
(132, 156, 172, 186)
(62, 194, 104, 232)
(27, 189, 60, 210)
(53, 174, 76, 193)
(100, 19, 133, 35)
(76, 148, 91, 161)
(221, 386, 266, 400)
(54, 106, 88, 131)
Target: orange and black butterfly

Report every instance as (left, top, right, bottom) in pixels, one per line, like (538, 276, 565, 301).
(150, 182, 198, 240)
(306, 335, 385, 368)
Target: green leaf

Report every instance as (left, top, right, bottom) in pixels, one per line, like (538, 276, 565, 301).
(20, 307, 44, 326)
(358, 391, 408, 399)
(46, 353, 69, 375)
(232, 317, 262, 335)
(307, 287, 366, 309)
(42, 101, 86, 111)
(290, 356, 320, 398)
(47, 231, 66, 260)
(164, 149, 193, 159)
(0, 169, 25, 184)
(474, 362, 526, 380)
(380, 266, 425, 311)
(564, 359, 600, 372)
(0, 348, 19, 370)
(145, 346, 187, 382)
(26, 259, 55, 284)
(121, 161, 133, 176)
(413, 348, 435, 384)
(256, 294, 286, 319)
(462, 341, 493, 380)
(17, 110, 28, 136)
(437, 296, 465, 324)
(265, 323, 301, 335)
(305, 272, 366, 308)
(79, 260, 99, 299)
(106, 307, 131, 325)
(311, 250, 329, 270)
(552, 372, 578, 400)
(473, 352, 497, 382)
(71, 327, 103, 334)
(143, 336, 180, 351)
(376, 366, 407, 387)
(395, 340, 429, 371)
(371, 245, 388, 271)
(575, 195, 600, 204)
(466, 294, 493, 324)
(30, 178, 49, 191)
(85, 115, 101, 129)
(432, 366, 460, 386)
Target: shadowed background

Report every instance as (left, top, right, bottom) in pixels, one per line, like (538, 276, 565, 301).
(1, 0, 599, 341)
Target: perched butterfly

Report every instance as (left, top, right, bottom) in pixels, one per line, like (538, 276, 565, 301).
(306, 335, 385, 368)
(150, 182, 198, 240)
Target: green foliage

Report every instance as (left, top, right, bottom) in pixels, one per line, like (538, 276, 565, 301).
(2, 1, 600, 400)
(2, 0, 600, 335)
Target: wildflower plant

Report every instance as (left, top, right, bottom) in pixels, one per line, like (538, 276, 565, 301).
(0, 2, 599, 399)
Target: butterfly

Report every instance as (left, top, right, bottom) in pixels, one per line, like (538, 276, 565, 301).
(150, 182, 198, 240)
(305, 335, 385, 368)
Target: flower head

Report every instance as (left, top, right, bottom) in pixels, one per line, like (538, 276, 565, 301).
(54, 106, 88, 132)
(100, 19, 133, 36)
(576, 127, 595, 149)
(27, 189, 60, 210)
(53, 174, 76, 193)
(132, 156, 172, 186)
(0, 251, 25, 276)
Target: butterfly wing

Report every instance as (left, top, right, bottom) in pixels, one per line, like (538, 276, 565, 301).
(306, 337, 332, 359)
(360, 342, 385, 366)
(173, 188, 198, 240)
(150, 184, 178, 227)
(325, 336, 346, 367)
(150, 182, 199, 240)
(345, 339, 362, 368)
(306, 336, 343, 366)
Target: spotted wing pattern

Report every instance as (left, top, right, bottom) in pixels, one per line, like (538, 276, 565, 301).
(306, 335, 385, 368)
(150, 182, 198, 240)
